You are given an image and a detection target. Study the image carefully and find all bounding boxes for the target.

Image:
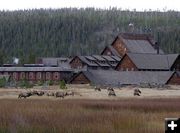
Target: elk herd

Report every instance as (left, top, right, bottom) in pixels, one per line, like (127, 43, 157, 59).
(94, 85, 142, 97)
(18, 90, 75, 99)
(18, 86, 142, 99)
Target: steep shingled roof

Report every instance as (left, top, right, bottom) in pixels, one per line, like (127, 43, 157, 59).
(71, 70, 174, 86)
(126, 53, 179, 70)
(70, 55, 120, 68)
(114, 33, 164, 54)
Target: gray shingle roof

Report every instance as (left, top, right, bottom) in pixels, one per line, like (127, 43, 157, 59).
(0, 67, 73, 72)
(111, 56, 121, 62)
(93, 55, 106, 61)
(126, 53, 179, 70)
(78, 56, 99, 67)
(85, 56, 97, 61)
(102, 56, 116, 62)
(81, 70, 174, 86)
(114, 33, 164, 54)
(39, 57, 70, 67)
(71, 55, 120, 68)
(122, 38, 159, 54)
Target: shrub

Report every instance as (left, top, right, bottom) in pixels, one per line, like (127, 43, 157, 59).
(37, 80, 44, 86)
(47, 80, 53, 86)
(59, 80, 67, 90)
(19, 79, 34, 88)
(0, 77, 6, 88)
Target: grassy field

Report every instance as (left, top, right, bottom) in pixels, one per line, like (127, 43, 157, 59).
(0, 98, 180, 133)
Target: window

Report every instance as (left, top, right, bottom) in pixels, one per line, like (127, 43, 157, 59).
(29, 72, 34, 80)
(36, 72, 42, 80)
(13, 72, 18, 80)
(53, 72, 59, 80)
(46, 72, 51, 80)
(20, 72, 25, 79)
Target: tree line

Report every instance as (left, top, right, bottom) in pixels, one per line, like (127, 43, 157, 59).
(0, 8, 179, 64)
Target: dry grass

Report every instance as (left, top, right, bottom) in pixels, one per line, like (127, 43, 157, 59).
(0, 99, 180, 133)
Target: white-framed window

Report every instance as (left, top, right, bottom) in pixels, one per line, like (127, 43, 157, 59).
(29, 72, 34, 80)
(20, 72, 25, 79)
(36, 72, 42, 80)
(46, 72, 51, 80)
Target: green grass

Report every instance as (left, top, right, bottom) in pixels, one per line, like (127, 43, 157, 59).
(0, 98, 180, 133)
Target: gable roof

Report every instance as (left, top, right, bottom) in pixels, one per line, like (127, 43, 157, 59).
(125, 53, 179, 70)
(70, 55, 120, 68)
(101, 46, 121, 57)
(73, 70, 174, 86)
(112, 33, 164, 54)
(78, 56, 99, 67)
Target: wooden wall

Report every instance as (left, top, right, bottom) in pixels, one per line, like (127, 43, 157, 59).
(112, 38, 127, 57)
(116, 55, 138, 71)
(101, 47, 113, 56)
(167, 73, 180, 85)
(70, 57, 84, 69)
(0, 71, 73, 83)
(171, 56, 180, 71)
(70, 73, 90, 84)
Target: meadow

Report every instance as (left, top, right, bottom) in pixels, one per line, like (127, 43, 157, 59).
(0, 98, 180, 133)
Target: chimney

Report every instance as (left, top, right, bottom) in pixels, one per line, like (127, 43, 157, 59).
(155, 42, 160, 54)
(128, 23, 134, 33)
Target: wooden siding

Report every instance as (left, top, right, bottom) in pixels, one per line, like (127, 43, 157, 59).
(112, 38, 127, 57)
(167, 73, 180, 85)
(52, 72, 60, 81)
(70, 73, 90, 84)
(116, 55, 138, 71)
(70, 57, 84, 69)
(101, 47, 113, 56)
(171, 56, 180, 71)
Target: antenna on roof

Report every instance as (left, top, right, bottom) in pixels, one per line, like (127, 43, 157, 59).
(128, 23, 134, 33)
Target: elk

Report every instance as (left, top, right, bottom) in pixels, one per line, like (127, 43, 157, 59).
(55, 92, 65, 98)
(108, 90, 116, 96)
(134, 88, 141, 96)
(94, 86, 101, 91)
(18, 92, 32, 99)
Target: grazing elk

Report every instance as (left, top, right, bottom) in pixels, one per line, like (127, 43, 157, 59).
(55, 92, 65, 98)
(37, 91, 45, 96)
(46, 92, 55, 96)
(18, 92, 32, 99)
(65, 91, 74, 96)
(134, 88, 141, 96)
(108, 90, 116, 96)
(94, 86, 101, 91)
(107, 87, 114, 92)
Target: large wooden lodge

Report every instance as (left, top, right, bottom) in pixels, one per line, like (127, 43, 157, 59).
(0, 32, 180, 86)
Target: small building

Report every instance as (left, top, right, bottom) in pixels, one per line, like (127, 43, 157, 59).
(116, 53, 179, 71)
(101, 33, 164, 57)
(0, 67, 73, 83)
(69, 55, 121, 70)
(69, 70, 179, 86)
(36, 57, 71, 68)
